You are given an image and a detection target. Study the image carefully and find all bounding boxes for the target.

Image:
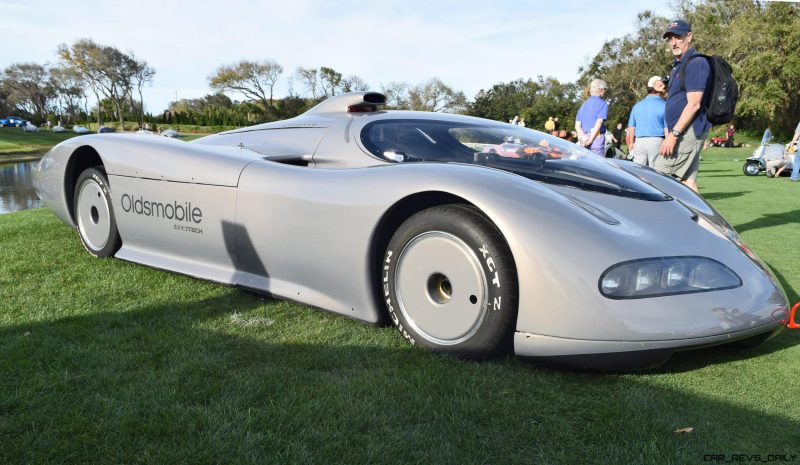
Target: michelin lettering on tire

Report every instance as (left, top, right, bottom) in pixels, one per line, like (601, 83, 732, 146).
(383, 249, 416, 346)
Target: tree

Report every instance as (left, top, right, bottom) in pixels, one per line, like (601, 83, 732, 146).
(294, 66, 357, 98)
(579, 2, 800, 136)
(319, 67, 342, 96)
(469, 77, 580, 126)
(294, 67, 320, 99)
(342, 75, 369, 93)
(0, 88, 13, 116)
(381, 82, 411, 109)
(203, 92, 233, 109)
(407, 78, 467, 113)
(578, 11, 672, 127)
(58, 39, 149, 129)
(680, 0, 800, 136)
(208, 59, 283, 113)
(49, 66, 87, 125)
(130, 58, 155, 126)
(1, 63, 55, 119)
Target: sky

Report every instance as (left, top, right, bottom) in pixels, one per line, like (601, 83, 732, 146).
(0, 0, 675, 114)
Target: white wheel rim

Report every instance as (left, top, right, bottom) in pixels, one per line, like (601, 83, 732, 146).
(76, 180, 111, 251)
(394, 231, 488, 345)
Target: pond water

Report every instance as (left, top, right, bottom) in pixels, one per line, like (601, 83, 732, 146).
(0, 160, 42, 214)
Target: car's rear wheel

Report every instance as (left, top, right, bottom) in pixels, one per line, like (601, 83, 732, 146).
(743, 161, 761, 176)
(74, 167, 121, 258)
(382, 204, 518, 358)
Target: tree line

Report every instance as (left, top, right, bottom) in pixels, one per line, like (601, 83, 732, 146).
(0, 39, 154, 129)
(576, 0, 800, 138)
(1, 0, 797, 136)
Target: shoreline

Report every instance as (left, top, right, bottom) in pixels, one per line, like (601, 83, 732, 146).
(0, 154, 43, 163)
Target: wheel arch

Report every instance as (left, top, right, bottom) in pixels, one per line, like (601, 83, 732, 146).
(368, 191, 518, 325)
(64, 145, 105, 224)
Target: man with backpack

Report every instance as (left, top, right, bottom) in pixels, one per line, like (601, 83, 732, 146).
(658, 19, 712, 193)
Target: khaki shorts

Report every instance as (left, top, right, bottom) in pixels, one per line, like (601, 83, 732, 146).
(631, 137, 664, 167)
(655, 129, 707, 181)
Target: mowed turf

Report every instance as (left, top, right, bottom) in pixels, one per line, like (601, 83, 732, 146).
(0, 128, 204, 157)
(0, 128, 83, 155)
(0, 146, 798, 464)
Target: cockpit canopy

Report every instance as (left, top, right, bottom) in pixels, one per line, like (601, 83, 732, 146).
(361, 119, 669, 201)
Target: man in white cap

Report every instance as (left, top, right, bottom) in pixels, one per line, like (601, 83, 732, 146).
(627, 76, 667, 167)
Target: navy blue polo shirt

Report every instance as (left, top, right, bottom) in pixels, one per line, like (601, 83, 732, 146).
(665, 48, 711, 137)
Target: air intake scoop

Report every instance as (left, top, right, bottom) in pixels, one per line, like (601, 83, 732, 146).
(305, 92, 387, 114)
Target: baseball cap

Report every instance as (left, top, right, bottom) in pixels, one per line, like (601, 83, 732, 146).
(663, 19, 691, 38)
(647, 76, 663, 88)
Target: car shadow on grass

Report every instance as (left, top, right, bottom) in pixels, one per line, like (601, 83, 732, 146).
(652, 327, 799, 374)
(1, 290, 799, 464)
(733, 209, 800, 234)
(700, 190, 750, 201)
(696, 169, 729, 173)
(700, 173, 748, 179)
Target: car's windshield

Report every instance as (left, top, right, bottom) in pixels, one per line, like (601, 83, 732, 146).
(361, 119, 668, 201)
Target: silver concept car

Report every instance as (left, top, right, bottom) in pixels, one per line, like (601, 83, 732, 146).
(35, 92, 794, 370)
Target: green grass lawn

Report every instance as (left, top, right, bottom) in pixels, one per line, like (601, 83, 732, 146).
(0, 146, 798, 464)
(0, 128, 84, 155)
(0, 128, 204, 158)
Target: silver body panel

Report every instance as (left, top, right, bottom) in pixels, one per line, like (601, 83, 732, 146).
(35, 93, 788, 363)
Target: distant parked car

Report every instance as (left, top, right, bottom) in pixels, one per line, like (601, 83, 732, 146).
(52, 125, 66, 133)
(0, 116, 29, 127)
(160, 129, 180, 138)
(136, 129, 155, 135)
(23, 123, 38, 132)
(73, 126, 90, 134)
(98, 126, 116, 133)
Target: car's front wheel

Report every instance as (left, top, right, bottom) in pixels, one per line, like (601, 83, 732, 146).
(74, 167, 121, 258)
(743, 161, 761, 176)
(382, 204, 518, 358)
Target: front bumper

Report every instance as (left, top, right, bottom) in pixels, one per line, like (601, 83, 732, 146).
(514, 320, 786, 370)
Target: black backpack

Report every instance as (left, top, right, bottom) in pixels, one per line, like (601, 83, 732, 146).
(679, 54, 738, 125)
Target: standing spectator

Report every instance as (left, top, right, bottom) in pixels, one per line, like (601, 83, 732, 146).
(575, 79, 609, 156)
(657, 19, 712, 193)
(725, 124, 736, 147)
(544, 117, 555, 133)
(789, 121, 800, 182)
(518, 117, 526, 127)
(628, 76, 667, 167)
(554, 118, 560, 131)
(612, 122, 624, 150)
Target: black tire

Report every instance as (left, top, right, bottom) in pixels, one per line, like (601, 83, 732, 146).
(742, 161, 761, 176)
(73, 167, 121, 258)
(382, 204, 518, 358)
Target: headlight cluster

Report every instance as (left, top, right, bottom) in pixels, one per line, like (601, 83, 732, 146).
(600, 257, 742, 299)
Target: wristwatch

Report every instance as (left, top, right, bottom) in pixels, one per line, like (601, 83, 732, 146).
(671, 129, 682, 137)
